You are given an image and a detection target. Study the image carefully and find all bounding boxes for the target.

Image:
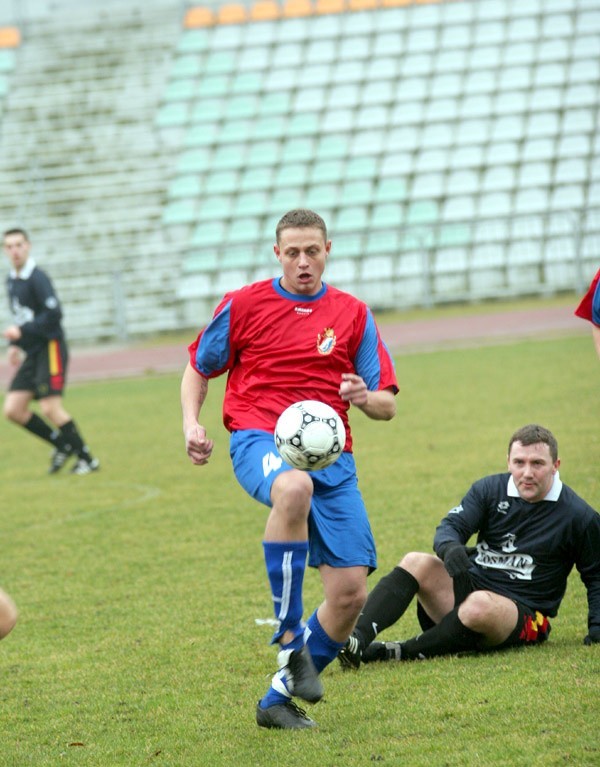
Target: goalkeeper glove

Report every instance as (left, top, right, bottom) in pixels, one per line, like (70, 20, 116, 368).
(438, 542, 476, 578)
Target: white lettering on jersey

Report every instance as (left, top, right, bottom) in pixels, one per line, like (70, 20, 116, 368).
(263, 451, 283, 477)
(10, 297, 34, 326)
(448, 504, 463, 515)
(475, 541, 535, 580)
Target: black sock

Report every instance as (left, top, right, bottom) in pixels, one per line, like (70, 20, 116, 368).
(400, 607, 482, 660)
(354, 567, 419, 649)
(23, 414, 57, 446)
(59, 420, 89, 458)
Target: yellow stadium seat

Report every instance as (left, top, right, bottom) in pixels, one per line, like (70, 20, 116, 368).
(0, 27, 20, 48)
(315, 0, 346, 15)
(218, 4, 248, 24)
(250, 1, 281, 21)
(183, 7, 215, 28)
(283, 0, 313, 17)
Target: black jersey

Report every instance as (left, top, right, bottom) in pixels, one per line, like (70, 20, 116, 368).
(6, 258, 65, 353)
(434, 472, 600, 630)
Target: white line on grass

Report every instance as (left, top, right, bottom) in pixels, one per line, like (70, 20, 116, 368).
(4, 481, 162, 534)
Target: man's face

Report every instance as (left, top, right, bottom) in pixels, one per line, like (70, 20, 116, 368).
(3, 233, 30, 273)
(508, 441, 560, 503)
(274, 226, 331, 296)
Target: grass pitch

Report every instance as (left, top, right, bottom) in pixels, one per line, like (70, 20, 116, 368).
(0, 330, 598, 767)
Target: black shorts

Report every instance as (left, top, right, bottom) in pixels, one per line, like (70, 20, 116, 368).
(417, 577, 551, 649)
(9, 339, 69, 399)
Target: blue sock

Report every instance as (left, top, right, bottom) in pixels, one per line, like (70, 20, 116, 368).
(263, 540, 308, 645)
(259, 670, 291, 709)
(305, 609, 345, 673)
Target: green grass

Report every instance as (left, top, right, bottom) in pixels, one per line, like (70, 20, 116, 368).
(0, 332, 598, 766)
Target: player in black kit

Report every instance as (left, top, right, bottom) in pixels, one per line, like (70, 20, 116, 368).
(338, 424, 600, 667)
(3, 228, 99, 475)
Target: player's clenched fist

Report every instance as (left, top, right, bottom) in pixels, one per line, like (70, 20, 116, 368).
(184, 425, 214, 465)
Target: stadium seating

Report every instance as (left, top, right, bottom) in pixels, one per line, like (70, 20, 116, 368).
(0, 0, 598, 342)
(162, 0, 599, 321)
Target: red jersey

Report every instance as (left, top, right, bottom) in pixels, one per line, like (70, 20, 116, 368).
(188, 278, 398, 451)
(574, 268, 600, 326)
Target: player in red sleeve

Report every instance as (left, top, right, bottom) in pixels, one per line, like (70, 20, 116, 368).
(181, 209, 399, 729)
(574, 267, 600, 360)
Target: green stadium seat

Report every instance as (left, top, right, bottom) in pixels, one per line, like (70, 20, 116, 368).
(238, 46, 270, 71)
(170, 55, 202, 79)
(230, 72, 262, 94)
(287, 112, 320, 137)
(315, 134, 350, 159)
(328, 84, 360, 110)
(203, 51, 237, 75)
(233, 190, 270, 216)
(370, 203, 403, 228)
(211, 143, 248, 171)
(198, 75, 230, 98)
(176, 148, 211, 174)
(344, 156, 378, 180)
(304, 41, 337, 65)
(197, 195, 234, 220)
(334, 205, 369, 231)
(211, 24, 244, 49)
(405, 201, 438, 225)
(361, 79, 394, 106)
(190, 98, 225, 123)
(268, 187, 304, 213)
(518, 162, 551, 190)
(280, 138, 315, 163)
(274, 162, 309, 187)
(191, 221, 227, 247)
(162, 199, 197, 225)
(257, 91, 293, 116)
(356, 106, 388, 129)
(374, 177, 406, 203)
(163, 78, 197, 102)
(366, 229, 401, 254)
(331, 232, 364, 258)
(340, 180, 374, 205)
(204, 170, 240, 194)
(245, 141, 279, 167)
(185, 122, 219, 146)
(168, 175, 201, 198)
(226, 217, 262, 243)
(239, 167, 274, 191)
(0, 49, 16, 72)
(310, 159, 344, 184)
(305, 184, 340, 210)
(177, 30, 210, 53)
(156, 102, 190, 127)
(218, 119, 252, 144)
(182, 250, 220, 273)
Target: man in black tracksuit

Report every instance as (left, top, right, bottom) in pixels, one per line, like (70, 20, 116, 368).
(338, 424, 600, 666)
(3, 228, 99, 475)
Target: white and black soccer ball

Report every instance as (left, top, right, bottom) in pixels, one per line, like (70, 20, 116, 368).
(274, 400, 346, 471)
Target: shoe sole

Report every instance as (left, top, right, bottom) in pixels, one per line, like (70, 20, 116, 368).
(256, 703, 317, 730)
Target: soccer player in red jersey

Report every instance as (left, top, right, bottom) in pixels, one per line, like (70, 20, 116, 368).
(574, 267, 600, 360)
(182, 209, 399, 729)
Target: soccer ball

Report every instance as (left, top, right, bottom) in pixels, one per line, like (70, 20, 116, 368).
(274, 400, 346, 471)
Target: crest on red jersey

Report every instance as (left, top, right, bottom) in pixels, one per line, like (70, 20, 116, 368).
(317, 327, 336, 355)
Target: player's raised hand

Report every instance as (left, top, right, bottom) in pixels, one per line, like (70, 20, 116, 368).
(339, 373, 368, 406)
(184, 424, 214, 466)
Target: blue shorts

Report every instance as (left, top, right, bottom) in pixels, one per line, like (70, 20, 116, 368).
(230, 429, 377, 572)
